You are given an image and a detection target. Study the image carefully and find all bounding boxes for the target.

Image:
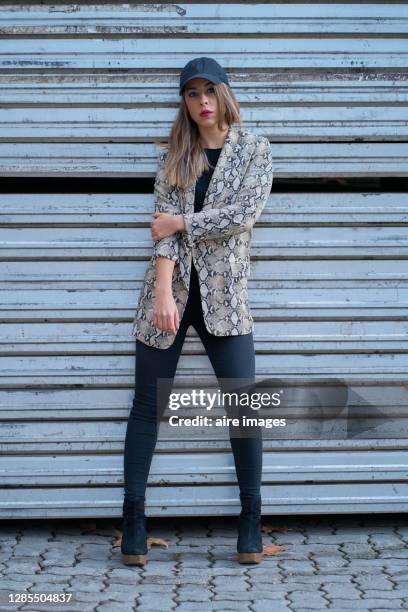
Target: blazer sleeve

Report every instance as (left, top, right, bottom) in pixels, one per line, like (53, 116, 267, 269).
(182, 137, 273, 242)
(151, 150, 180, 263)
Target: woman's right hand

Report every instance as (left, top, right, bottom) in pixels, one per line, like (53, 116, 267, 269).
(153, 290, 180, 335)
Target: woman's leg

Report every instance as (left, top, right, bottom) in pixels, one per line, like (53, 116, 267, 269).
(194, 325, 262, 499)
(124, 311, 189, 501)
(193, 318, 264, 562)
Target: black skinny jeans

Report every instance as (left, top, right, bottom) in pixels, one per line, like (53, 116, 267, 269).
(124, 262, 263, 501)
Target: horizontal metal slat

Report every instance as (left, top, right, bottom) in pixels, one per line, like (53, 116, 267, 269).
(1, 482, 407, 519)
(2, 193, 408, 224)
(1, 107, 407, 141)
(1, 450, 407, 485)
(1, 142, 407, 177)
(1, 38, 407, 70)
(1, 351, 408, 384)
(1, 4, 407, 37)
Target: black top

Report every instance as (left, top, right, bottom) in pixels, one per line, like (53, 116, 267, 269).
(194, 148, 222, 213)
(189, 147, 223, 289)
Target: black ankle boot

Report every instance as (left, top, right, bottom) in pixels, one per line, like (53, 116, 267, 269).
(237, 493, 263, 564)
(121, 495, 148, 566)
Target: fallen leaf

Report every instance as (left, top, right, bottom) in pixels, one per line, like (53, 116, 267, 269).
(262, 524, 289, 534)
(112, 530, 168, 550)
(263, 543, 286, 556)
(112, 528, 123, 548)
(147, 537, 168, 549)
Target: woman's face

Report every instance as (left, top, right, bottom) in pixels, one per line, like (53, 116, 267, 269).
(183, 78, 221, 129)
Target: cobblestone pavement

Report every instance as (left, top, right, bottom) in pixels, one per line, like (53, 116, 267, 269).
(0, 513, 408, 612)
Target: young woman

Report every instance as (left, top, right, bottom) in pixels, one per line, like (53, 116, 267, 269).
(121, 57, 274, 567)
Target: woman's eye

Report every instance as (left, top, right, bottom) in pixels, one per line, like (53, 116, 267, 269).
(188, 88, 215, 97)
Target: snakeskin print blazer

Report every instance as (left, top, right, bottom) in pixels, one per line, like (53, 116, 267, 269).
(132, 124, 274, 350)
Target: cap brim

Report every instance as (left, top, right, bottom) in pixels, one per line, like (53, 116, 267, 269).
(179, 73, 222, 95)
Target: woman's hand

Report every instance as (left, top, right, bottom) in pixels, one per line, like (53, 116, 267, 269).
(151, 212, 185, 241)
(153, 289, 180, 335)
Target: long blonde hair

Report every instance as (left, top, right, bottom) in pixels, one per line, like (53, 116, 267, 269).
(158, 82, 242, 191)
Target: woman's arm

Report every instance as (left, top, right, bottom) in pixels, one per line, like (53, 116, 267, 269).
(150, 151, 181, 334)
(153, 256, 179, 335)
(151, 150, 181, 263)
(181, 137, 273, 242)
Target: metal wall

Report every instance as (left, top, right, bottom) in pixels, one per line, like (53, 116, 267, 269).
(1, 3, 407, 518)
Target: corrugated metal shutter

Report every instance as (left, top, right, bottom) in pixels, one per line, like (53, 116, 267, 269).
(1, 3, 407, 518)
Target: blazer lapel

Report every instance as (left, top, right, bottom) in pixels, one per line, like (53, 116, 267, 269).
(181, 124, 240, 215)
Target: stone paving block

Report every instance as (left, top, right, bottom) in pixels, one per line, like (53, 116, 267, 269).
(298, 609, 354, 612)
(175, 539, 211, 548)
(176, 579, 213, 590)
(354, 575, 395, 589)
(211, 591, 254, 601)
(207, 602, 252, 611)
(98, 586, 142, 602)
(377, 551, 408, 560)
(212, 577, 249, 591)
(393, 580, 408, 589)
(311, 554, 348, 567)
(17, 574, 71, 585)
(251, 597, 293, 611)
(42, 546, 78, 555)
(0, 547, 16, 558)
(177, 593, 213, 603)
(291, 609, 332, 612)
(255, 581, 316, 592)
(385, 568, 408, 579)
(96, 603, 135, 612)
(69, 578, 107, 593)
(287, 543, 342, 554)
(3, 560, 42, 574)
(139, 583, 180, 594)
(18, 606, 83, 612)
(0, 580, 35, 591)
(172, 554, 210, 567)
(362, 589, 408, 599)
(108, 567, 143, 579)
(210, 560, 254, 570)
(69, 559, 111, 570)
(370, 534, 406, 547)
(39, 559, 79, 569)
(329, 598, 404, 609)
(136, 593, 177, 608)
(71, 590, 110, 603)
(269, 533, 307, 545)
(279, 559, 317, 574)
(174, 569, 217, 579)
(248, 587, 298, 600)
(336, 560, 388, 571)
(246, 574, 283, 585)
(174, 604, 217, 612)
(106, 577, 144, 587)
(40, 566, 100, 577)
(10, 548, 46, 558)
(321, 582, 362, 598)
(292, 574, 351, 584)
(27, 583, 72, 593)
(308, 534, 370, 545)
(141, 560, 179, 573)
(137, 574, 180, 586)
(287, 591, 330, 606)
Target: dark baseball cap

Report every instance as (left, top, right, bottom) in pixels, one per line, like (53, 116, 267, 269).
(179, 56, 230, 95)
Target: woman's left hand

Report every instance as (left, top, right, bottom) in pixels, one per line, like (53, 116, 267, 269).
(151, 212, 184, 240)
